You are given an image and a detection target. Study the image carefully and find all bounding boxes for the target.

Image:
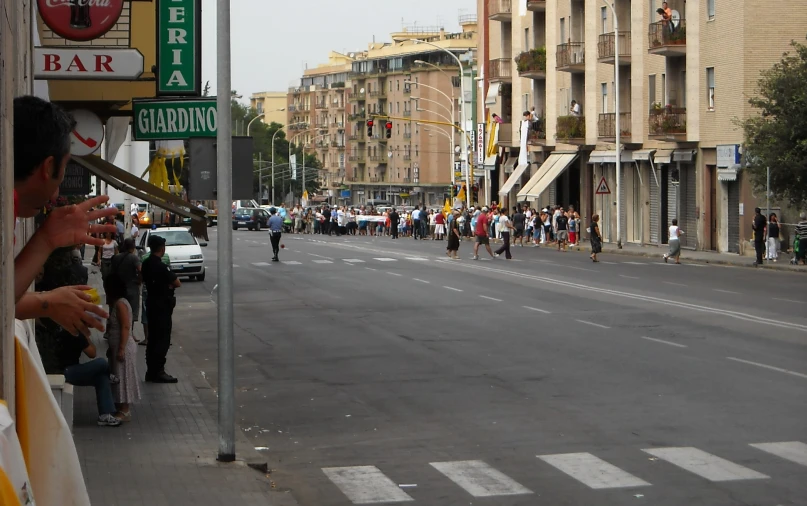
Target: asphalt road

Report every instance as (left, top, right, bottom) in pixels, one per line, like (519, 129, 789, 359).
(174, 228, 807, 506)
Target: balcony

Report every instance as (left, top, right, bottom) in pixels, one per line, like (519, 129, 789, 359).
(369, 155, 384, 162)
(370, 177, 382, 183)
(287, 105, 297, 112)
(648, 107, 687, 139)
(488, 0, 512, 21)
(404, 154, 412, 161)
(526, 0, 546, 11)
(315, 102, 327, 110)
(648, 20, 687, 56)
(598, 32, 631, 65)
(348, 112, 366, 121)
(349, 91, 366, 102)
(335, 103, 345, 110)
(489, 58, 513, 82)
(597, 112, 632, 139)
(527, 122, 546, 146)
(402, 177, 412, 183)
(515, 48, 547, 80)
(404, 132, 412, 139)
(299, 104, 310, 111)
(349, 176, 360, 182)
(556, 42, 585, 73)
(369, 90, 386, 99)
(556, 115, 586, 142)
(403, 110, 412, 117)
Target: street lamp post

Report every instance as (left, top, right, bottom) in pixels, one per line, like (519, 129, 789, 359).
(248, 109, 285, 205)
(603, 0, 622, 248)
(413, 39, 470, 209)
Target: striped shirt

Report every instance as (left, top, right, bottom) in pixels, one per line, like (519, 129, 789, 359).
(795, 221, 807, 238)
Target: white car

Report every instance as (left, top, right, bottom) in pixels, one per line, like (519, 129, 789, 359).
(138, 227, 208, 281)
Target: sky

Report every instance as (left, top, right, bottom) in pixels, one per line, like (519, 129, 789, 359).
(201, 0, 475, 102)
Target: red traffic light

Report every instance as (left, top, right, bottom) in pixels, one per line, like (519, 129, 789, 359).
(385, 122, 392, 129)
(367, 120, 374, 127)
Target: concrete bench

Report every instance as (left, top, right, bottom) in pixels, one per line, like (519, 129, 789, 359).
(47, 374, 74, 432)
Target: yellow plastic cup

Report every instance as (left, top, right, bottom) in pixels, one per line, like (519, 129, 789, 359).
(84, 288, 101, 306)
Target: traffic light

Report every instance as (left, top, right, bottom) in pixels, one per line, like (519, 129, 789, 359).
(385, 121, 393, 139)
(366, 120, 374, 137)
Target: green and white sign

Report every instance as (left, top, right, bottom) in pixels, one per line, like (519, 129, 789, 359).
(157, 0, 201, 96)
(133, 99, 217, 140)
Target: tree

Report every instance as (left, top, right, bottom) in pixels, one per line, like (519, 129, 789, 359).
(742, 39, 807, 207)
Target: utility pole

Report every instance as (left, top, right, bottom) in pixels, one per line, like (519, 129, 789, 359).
(604, 0, 622, 248)
(216, 0, 235, 462)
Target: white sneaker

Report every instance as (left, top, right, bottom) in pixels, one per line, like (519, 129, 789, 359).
(473, 255, 479, 260)
(494, 253, 500, 258)
(98, 414, 122, 427)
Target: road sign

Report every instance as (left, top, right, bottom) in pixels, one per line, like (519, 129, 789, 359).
(596, 176, 611, 195)
(69, 109, 104, 155)
(35, 48, 144, 80)
(133, 98, 217, 141)
(157, 0, 202, 96)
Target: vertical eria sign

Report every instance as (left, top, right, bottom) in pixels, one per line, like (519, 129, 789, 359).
(157, 0, 202, 96)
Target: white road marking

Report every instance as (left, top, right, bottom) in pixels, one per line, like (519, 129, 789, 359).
(663, 281, 688, 287)
(622, 261, 647, 265)
(233, 265, 240, 268)
(413, 278, 430, 284)
(374, 258, 397, 262)
(620, 275, 640, 279)
(726, 357, 807, 380)
(600, 261, 618, 265)
(251, 262, 272, 267)
(773, 297, 804, 304)
(443, 286, 463, 292)
(576, 319, 610, 329)
(307, 252, 333, 260)
(343, 259, 366, 263)
(365, 267, 377, 271)
(387, 272, 403, 277)
(640, 336, 688, 348)
(261, 242, 268, 246)
(538, 453, 651, 489)
(312, 260, 333, 264)
(713, 289, 741, 295)
(523, 306, 551, 314)
(561, 265, 596, 272)
(282, 261, 302, 265)
(750, 442, 807, 467)
(406, 257, 429, 261)
(480, 295, 503, 302)
(642, 447, 769, 482)
(430, 460, 532, 497)
(322, 466, 414, 504)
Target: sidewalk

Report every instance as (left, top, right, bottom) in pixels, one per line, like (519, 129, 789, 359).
(72, 268, 299, 505)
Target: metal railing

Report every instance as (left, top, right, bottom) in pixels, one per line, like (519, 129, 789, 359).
(648, 20, 687, 49)
(598, 32, 631, 60)
(598, 112, 631, 138)
(489, 58, 513, 80)
(648, 107, 686, 136)
(556, 42, 585, 68)
(349, 91, 366, 101)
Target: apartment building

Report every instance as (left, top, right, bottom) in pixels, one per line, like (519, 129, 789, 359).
(479, 0, 807, 253)
(249, 92, 288, 126)
(285, 20, 477, 207)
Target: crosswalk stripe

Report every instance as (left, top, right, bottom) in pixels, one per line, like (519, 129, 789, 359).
(343, 259, 366, 263)
(374, 258, 397, 262)
(538, 452, 650, 489)
(322, 466, 414, 504)
(406, 257, 429, 261)
(642, 447, 769, 481)
(312, 260, 333, 264)
(750, 441, 807, 467)
(283, 261, 302, 265)
(430, 460, 532, 497)
(622, 261, 647, 265)
(251, 262, 271, 266)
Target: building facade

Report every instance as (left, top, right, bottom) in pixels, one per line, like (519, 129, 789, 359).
(249, 92, 289, 127)
(285, 21, 478, 207)
(479, 0, 807, 253)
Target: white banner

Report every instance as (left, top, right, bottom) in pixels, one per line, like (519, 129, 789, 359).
(356, 215, 388, 223)
(519, 120, 530, 165)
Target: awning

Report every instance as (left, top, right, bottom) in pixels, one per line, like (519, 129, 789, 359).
(654, 149, 674, 164)
(517, 152, 579, 200)
(633, 149, 657, 161)
(499, 163, 530, 196)
(502, 157, 518, 174)
(73, 155, 208, 240)
(587, 150, 635, 164)
(717, 164, 740, 182)
(673, 149, 697, 162)
(483, 154, 498, 168)
(485, 82, 500, 106)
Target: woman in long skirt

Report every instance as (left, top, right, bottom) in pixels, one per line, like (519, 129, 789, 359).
(589, 214, 602, 262)
(663, 219, 684, 264)
(446, 209, 461, 259)
(104, 273, 141, 421)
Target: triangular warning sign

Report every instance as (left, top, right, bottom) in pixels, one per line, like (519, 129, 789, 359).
(595, 176, 611, 195)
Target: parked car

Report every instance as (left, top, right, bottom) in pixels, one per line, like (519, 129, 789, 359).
(232, 207, 269, 231)
(137, 227, 207, 281)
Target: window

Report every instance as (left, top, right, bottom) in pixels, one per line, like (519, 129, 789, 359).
(681, 70, 687, 107)
(649, 74, 656, 108)
(706, 67, 715, 110)
(560, 18, 566, 43)
(601, 83, 608, 113)
(524, 28, 530, 51)
(708, 0, 715, 19)
(397, 80, 400, 91)
(661, 73, 666, 106)
(523, 93, 531, 113)
(601, 7, 608, 34)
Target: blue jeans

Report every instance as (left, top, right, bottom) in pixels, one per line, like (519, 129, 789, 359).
(64, 358, 116, 416)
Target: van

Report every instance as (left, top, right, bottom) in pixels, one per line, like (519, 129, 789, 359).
(364, 199, 391, 208)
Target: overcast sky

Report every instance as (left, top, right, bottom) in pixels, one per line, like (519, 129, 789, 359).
(201, 0, 474, 101)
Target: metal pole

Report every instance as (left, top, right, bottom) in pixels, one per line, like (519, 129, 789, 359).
(605, 0, 622, 248)
(258, 152, 262, 204)
(766, 166, 770, 219)
(216, 0, 235, 462)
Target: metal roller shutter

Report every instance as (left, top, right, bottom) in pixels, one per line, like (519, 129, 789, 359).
(683, 164, 697, 249)
(619, 169, 626, 244)
(649, 164, 660, 244)
(548, 180, 556, 206)
(667, 168, 677, 232)
(728, 181, 740, 253)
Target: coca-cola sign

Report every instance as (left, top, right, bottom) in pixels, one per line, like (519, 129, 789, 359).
(38, 0, 125, 42)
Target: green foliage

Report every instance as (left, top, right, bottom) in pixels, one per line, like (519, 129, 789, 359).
(556, 115, 585, 139)
(741, 38, 807, 207)
(515, 47, 547, 74)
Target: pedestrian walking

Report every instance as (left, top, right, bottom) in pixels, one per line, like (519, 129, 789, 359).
(446, 209, 461, 259)
(267, 207, 284, 261)
(663, 219, 684, 264)
(766, 213, 780, 262)
(512, 206, 526, 247)
(752, 207, 767, 266)
(556, 210, 569, 252)
(494, 209, 514, 259)
(589, 214, 602, 262)
(473, 207, 495, 260)
(99, 233, 119, 283)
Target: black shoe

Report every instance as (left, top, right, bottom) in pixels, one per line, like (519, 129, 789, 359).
(146, 372, 178, 383)
(272, 257, 279, 262)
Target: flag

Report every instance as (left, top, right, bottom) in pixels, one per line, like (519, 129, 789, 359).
(457, 184, 466, 203)
(443, 198, 451, 217)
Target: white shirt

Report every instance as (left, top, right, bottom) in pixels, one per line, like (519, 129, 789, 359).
(571, 103, 581, 116)
(669, 225, 681, 240)
(130, 203, 138, 214)
(412, 209, 421, 220)
(337, 209, 346, 226)
(131, 225, 139, 239)
(499, 215, 511, 231)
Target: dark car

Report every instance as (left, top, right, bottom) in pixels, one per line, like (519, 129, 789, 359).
(232, 207, 269, 231)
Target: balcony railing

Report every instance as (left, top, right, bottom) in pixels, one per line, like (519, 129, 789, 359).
(598, 32, 631, 63)
(404, 154, 412, 161)
(348, 112, 366, 121)
(515, 48, 547, 79)
(526, 0, 546, 11)
(556, 42, 585, 72)
(556, 115, 586, 140)
(349, 91, 366, 101)
(403, 177, 412, 183)
(648, 107, 687, 137)
(648, 20, 687, 56)
(369, 155, 383, 162)
(369, 177, 381, 183)
(315, 102, 327, 110)
(403, 110, 412, 117)
(349, 176, 360, 182)
(299, 104, 310, 111)
(404, 132, 412, 139)
(348, 155, 366, 162)
(489, 58, 513, 81)
(597, 112, 632, 138)
(488, 0, 512, 21)
(287, 105, 297, 112)
(369, 90, 386, 98)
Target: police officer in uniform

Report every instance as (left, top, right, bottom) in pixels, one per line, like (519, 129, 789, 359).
(142, 235, 181, 383)
(267, 207, 284, 261)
